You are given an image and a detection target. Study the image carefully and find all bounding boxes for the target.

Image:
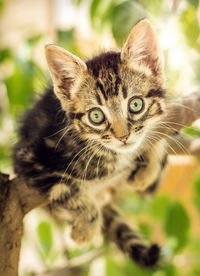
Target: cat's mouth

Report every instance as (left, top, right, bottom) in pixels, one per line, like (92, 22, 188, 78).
(102, 141, 134, 152)
(119, 142, 134, 148)
(101, 134, 145, 153)
(112, 134, 145, 153)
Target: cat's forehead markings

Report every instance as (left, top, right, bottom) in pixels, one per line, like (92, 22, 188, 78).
(122, 86, 128, 99)
(95, 93, 103, 106)
(86, 52, 127, 102)
(96, 80, 108, 101)
(86, 51, 121, 78)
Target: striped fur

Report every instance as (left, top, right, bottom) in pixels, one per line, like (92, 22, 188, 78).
(103, 205, 160, 267)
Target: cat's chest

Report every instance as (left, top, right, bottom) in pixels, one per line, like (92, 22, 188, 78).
(86, 153, 135, 195)
(86, 139, 168, 196)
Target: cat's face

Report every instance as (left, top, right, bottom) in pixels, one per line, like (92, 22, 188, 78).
(66, 53, 165, 153)
(45, 19, 165, 153)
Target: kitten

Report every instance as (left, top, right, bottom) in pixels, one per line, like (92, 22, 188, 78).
(14, 19, 168, 267)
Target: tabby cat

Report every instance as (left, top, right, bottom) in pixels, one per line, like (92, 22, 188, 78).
(14, 19, 170, 267)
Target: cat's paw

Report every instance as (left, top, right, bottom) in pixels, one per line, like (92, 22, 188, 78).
(70, 207, 102, 245)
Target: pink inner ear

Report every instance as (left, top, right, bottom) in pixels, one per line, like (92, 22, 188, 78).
(141, 44, 161, 75)
(121, 19, 163, 76)
(57, 75, 75, 99)
(45, 45, 87, 100)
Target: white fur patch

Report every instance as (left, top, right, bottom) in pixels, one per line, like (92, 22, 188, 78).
(49, 183, 70, 201)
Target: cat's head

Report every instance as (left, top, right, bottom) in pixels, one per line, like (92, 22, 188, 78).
(45, 19, 165, 153)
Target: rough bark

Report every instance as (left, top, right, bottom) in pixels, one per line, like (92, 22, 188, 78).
(0, 174, 48, 276)
(0, 91, 200, 276)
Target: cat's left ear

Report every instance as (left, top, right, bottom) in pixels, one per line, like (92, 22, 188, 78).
(45, 44, 87, 101)
(121, 19, 163, 76)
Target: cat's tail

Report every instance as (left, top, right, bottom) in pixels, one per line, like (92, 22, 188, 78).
(102, 204, 160, 267)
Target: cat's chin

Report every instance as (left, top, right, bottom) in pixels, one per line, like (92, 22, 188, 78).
(115, 142, 139, 153)
(104, 139, 143, 154)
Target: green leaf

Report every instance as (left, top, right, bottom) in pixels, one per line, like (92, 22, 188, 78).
(193, 267, 200, 276)
(27, 34, 43, 46)
(90, 0, 116, 32)
(57, 28, 81, 56)
(0, 143, 12, 172)
(165, 201, 190, 251)
(154, 265, 177, 276)
(163, 265, 177, 276)
(37, 221, 53, 257)
(179, 6, 200, 51)
(146, 0, 164, 16)
(90, 0, 101, 25)
(5, 57, 46, 118)
(139, 222, 152, 238)
(193, 172, 200, 215)
(122, 258, 153, 276)
(106, 258, 123, 276)
(150, 195, 170, 222)
(0, 0, 4, 16)
(5, 60, 35, 116)
(111, 1, 147, 46)
(183, 126, 200, 137)
(0, 48, 12, 62)
(119, 192, 150, 215)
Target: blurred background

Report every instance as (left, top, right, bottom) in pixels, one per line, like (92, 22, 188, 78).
(1, 0, 200, 275)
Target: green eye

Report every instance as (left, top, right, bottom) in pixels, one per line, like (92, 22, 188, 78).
(129, 97, 144, 113)
(89, 108, 105, 124)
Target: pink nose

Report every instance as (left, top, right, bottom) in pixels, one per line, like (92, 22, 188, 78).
(117, 134, 129, 142)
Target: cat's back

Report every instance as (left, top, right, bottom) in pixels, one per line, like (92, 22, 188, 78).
(17, 89, 66, 142)
(13, 88, 68, 178)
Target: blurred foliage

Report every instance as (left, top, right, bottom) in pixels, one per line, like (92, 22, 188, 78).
(193, 172, 200, 214)
(0, 0, 200, 275)
(183, 126, 200, 137)
(165, 202, 190, 251)
(37, 221, 53, 259)
(180, 6, 200, 51)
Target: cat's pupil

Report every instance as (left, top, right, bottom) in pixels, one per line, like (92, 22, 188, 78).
(129, 98, 144, 113)
(89, 109, 105, 124)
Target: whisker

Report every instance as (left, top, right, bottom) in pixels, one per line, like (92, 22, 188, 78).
(45, 125, 69, 139)
(144, 135, 164, 162)
(166, 134, 190, 155)
(158, 120, 188, 129)
(157, 122, 180, 134)
(67, 141, 99, 183)
(150, 130, 178, 155)
(170, 101, 196, 113)
(96, 146, 104, 179)
(59, 140, 95, 184)
(152, 122, 191, 155)
(81, 144, 102, 186)
(55, 125, 74, 149)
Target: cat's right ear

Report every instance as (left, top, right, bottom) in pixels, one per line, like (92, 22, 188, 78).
(45, 44, 87, 100)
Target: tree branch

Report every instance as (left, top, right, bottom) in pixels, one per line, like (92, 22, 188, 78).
(0, 174, 48, 276)
(0, 91, 200, 276)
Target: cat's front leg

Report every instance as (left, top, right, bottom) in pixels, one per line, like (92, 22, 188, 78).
(50, 183, 102, 245)
(127, 155, 165, 193)
(127, 142, 168, 193)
